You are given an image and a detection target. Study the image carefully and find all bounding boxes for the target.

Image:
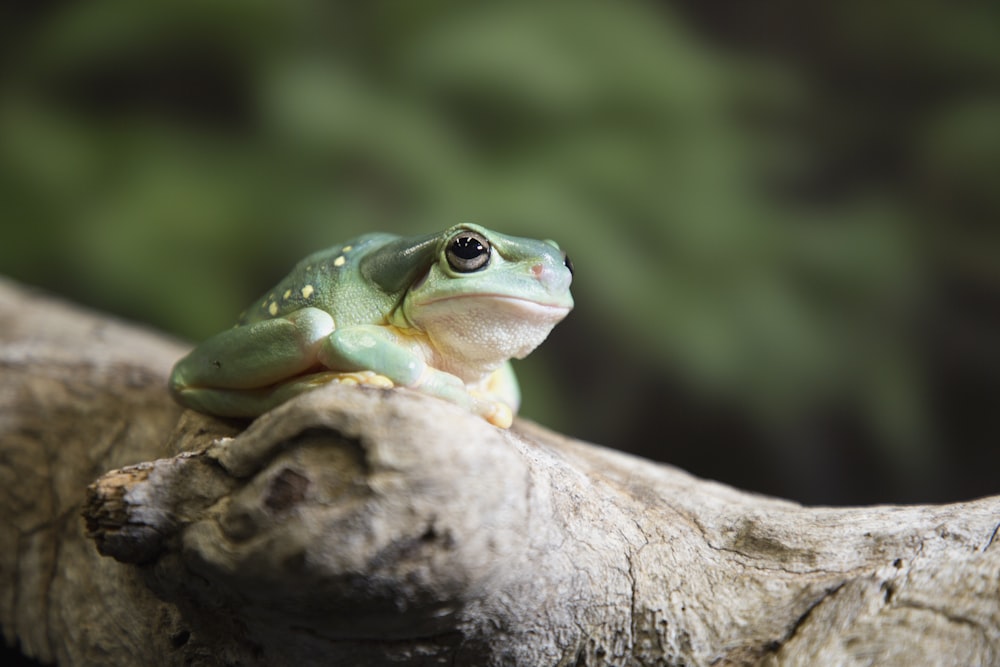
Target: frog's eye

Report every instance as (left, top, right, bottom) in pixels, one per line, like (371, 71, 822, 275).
(446, 231, 491, 272)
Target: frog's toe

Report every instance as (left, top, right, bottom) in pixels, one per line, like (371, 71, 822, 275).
(484, 403, 513, 429)
(469, 392, 514, 429)
(327, 370, 395, 389)
(363, 373, 395, 389)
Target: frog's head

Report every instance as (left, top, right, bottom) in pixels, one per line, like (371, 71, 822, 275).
(394, 224, 574, 380)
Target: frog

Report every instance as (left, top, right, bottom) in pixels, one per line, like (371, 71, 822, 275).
(168, 223, 574, 428)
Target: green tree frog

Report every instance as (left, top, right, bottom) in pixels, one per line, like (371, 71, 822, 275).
(169, 224, 574, 428)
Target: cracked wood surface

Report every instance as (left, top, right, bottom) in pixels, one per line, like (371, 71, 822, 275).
(1, 276, 999, 666)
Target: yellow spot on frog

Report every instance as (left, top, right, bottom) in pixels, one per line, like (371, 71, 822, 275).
(301, 284, 314, 299)
(334, 256, 346, 267)
(268, 302, 278, 316)
(283, 289, 292, 300)
(342, 245, 353, 252)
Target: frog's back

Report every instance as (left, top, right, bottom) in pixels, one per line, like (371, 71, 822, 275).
(239, 232, 399, 327)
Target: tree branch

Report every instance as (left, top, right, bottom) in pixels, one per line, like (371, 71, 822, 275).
(2, 277, 998, 666)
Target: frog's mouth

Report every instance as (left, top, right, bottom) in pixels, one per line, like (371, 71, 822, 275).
(418, 293, 572, 317)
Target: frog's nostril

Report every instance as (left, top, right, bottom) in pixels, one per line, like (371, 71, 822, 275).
(532, 261, 573, 293)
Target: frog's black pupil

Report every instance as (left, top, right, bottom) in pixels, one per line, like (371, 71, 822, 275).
(453, 236, 485, 259)
(564, 253, 574, 275)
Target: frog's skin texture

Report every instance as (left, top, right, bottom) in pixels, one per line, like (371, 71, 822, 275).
(169, 224, 574, 428)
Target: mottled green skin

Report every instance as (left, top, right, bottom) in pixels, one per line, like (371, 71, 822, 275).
(241, 233, 400, 328)
(169, 224, 574, 427)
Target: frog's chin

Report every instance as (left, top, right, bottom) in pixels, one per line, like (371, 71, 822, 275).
(410, 294, 571, 381)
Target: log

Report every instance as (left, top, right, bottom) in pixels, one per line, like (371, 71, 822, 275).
(1, 276, 998, 666)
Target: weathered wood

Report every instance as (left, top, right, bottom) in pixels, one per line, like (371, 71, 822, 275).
(1, 277, 998, 666)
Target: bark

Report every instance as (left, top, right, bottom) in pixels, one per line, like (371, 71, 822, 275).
(1, 276, 998, 667)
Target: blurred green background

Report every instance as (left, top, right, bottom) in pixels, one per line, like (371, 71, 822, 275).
(2, 0, 998, 505)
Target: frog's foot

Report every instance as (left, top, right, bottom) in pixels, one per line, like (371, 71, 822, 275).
(469, 392, 514, 429)
(291, 370, 395, 390)
(485, 403, 514, 429)
(319, 370, 395, 389)
(260, 370, 394, 409)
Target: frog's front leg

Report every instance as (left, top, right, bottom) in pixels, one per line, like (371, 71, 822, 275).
(319, 326, 515, 428)
(169, 307, 335, 417)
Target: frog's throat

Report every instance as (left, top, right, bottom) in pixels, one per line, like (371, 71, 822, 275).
(398, 294, 569, 383)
